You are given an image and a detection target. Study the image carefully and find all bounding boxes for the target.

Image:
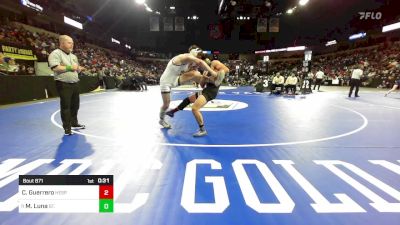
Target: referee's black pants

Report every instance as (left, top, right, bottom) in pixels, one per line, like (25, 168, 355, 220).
(56, 81, 80, 130)
(313, 79, 322, 90)
(348, 78, 361, 97)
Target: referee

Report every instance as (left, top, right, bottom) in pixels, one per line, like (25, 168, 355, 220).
(48, 35, 85, 135)
(348, 63, 363, 98)
(313, 69, 324, 91)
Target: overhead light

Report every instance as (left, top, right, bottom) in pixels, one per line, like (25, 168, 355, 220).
(187, 16, 191, 19)
(219, 0, 225, 14)
(255, 46, 306, 54)
(287, 46, 306, 51)
(287, 9, 294, 14)
(230, 0, 237, 6)
(143, 3, 152, 12)
(64, 16, 83, 30)
(299, 0, 309, 6)
(382, 21, 400, 33)
(155, 11, 160, 15)
(255, 48, 285, 54)
(326, 40, 337, 46)
(111, 38, 120, 44)
(247, 17, 250, 20)
(21, 0, 43, 12)
(240, 16, 243, 20)
(265, 1, 272, 7)
(349, 32, 367, 40)
(135, 0, 145, 5)
(170, 6, 175, 10)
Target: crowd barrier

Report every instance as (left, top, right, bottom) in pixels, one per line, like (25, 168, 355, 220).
(0, 75, 100, 105)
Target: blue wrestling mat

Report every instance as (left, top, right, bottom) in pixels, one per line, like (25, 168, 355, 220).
(0, 86, 399, 225)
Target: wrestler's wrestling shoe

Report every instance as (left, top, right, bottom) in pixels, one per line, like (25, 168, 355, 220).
(193, 129, 207, 137)
(159, 119, 171, 129)
(165, 110, 175, 118)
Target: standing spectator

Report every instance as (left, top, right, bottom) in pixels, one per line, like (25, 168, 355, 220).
(98, 67, 105, 89)
(300, 71, 313, 93)
(313, 69, 325, 91)
(306, 71, 314, 88)
(48, 35, 86, 135)
(348, 64, 363, 98)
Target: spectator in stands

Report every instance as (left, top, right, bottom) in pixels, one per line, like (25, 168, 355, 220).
(313, 68, 325, 91)
(2, 19, 399, 90)
(136, 73, 147, 91)
(285, 73, 298, 95)
(7, 58, 19, 75)
(0, 53, 8, 73)
(48, 35, 86, 135)
(26, 66, 35, 75)
(19, 64, 27, 75)
(0, 31, 5, 42)
(348, 63, 364, 98)
(270, 72, 285, 95)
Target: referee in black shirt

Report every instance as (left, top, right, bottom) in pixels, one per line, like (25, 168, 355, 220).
(48, 35, 86, 135)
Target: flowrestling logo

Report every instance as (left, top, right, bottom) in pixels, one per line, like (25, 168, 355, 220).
(359, 12, 382, 20)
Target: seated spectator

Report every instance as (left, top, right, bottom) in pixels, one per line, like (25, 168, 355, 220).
(18, 65, 27, 75)
(0, 53, 8, 72)
(26, 66, 35, 75)
(285, 73, 298, 95)
(6, 58, 19, 75)
(270, 73, 285, 95)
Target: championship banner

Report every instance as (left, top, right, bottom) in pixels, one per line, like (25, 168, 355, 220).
(257, 18, 268, 33)
(163, 17, 173, 31)
(174, 17, 185, 31)
(149, 16, 160, 31)
(1, 43, 37, 60)
(269, 17, 280, 33)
